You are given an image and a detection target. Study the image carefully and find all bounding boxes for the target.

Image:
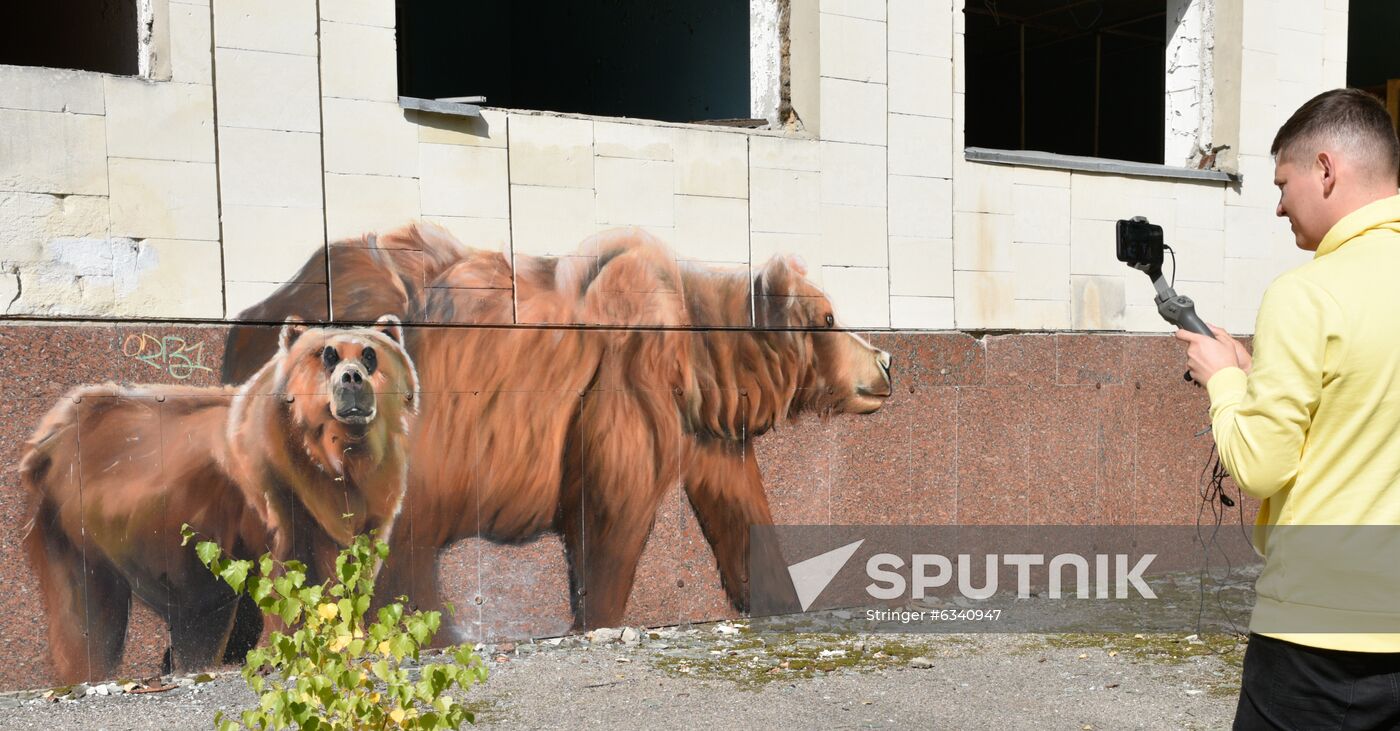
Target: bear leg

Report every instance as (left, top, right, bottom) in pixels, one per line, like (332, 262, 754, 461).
(25, 505, 132, 683)
(220, 593, 264, 664)
(683, 441, 801, 615)
(558, 477, 665, 631)
(167, 592, 240, 674)
(372, 540, 472, 645)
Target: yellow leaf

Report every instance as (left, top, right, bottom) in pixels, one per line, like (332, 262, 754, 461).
(329, 634, 351, 652)
(390, 708, 406, 724)
(317, 603, 339, 621)
(378, 640, 391, 655)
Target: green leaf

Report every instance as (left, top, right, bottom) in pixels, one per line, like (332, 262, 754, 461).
(408, 618, 431, 646)
(219, 560, 250, 594)
(248, 576, 272, 604)
(380, 603, 403, 626)
(179, 523, 195, 546)
(195, 540, 221, 568)
(278, 597, 302, 625)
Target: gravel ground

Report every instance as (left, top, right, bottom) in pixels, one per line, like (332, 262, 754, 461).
(0, 621, 1245, 730)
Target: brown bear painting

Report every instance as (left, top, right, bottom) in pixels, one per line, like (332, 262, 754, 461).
(21, 316, 418, 683)
(222, 224, 893, 634)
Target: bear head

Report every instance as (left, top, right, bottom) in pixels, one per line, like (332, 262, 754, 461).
(753, 254, 893, 418)
(273, 315, 420, 470)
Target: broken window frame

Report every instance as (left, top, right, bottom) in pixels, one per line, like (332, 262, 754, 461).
(394, 0, 787, 130)
(959, 0, 1235, 182)
(1, 0, 171, 80)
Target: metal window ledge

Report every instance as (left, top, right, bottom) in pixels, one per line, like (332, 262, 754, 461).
(965, 147, 1238, 184)
(398, 96, 482, 118)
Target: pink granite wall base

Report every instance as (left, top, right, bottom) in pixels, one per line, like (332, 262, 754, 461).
(0, 324, 1244, 690)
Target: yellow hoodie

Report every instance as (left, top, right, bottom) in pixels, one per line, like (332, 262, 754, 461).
(1206, 194, 1400, 652)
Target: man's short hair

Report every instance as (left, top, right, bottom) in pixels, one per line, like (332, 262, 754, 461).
(1272, 88, 1400, 181)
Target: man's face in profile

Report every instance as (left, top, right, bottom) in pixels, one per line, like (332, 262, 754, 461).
(1274, 157, 1326, 251)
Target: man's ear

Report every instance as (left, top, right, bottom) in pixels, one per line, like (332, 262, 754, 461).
(278, 315, 308, 352)
(373, 314, 404, 346)
(1318, 151, 1337, 197)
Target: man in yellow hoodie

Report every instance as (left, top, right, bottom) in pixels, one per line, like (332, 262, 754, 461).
(1177, 88, 1400, 729)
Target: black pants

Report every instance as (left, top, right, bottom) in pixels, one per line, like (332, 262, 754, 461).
(1234, 633, 1400, 730)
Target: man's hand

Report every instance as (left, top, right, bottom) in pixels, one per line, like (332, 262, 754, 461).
(1174, 323, 1250, 384)
(1209, 325, 1253, 374)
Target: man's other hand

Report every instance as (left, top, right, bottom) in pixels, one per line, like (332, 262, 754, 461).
(1175, 323, 1250, 384)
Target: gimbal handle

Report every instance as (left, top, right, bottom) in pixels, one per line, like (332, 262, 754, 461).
(1132, 264, 1212, 384)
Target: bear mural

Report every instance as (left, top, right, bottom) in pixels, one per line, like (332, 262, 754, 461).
(21, 317, 419, 683)
(20, 223, 892, 681)
(220, 224, 894, 637)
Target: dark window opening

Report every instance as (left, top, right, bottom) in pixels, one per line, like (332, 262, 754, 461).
(2, 0, 139, 75)
(396, 0, 752, 124)
(1348, 0, 1400, 134)
(964, 0, 1166, 165)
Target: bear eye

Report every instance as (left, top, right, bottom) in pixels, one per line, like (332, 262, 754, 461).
(321, 345, 340, 369)
(361, 346, 377, 375)
(824, 313, 835, 328)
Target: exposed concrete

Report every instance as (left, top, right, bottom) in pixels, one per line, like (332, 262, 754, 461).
(1166, 0, 1216, 168)
(751, 0, 782, 125)
(0, 234, 165, 316)
(138, 0, 173, 81)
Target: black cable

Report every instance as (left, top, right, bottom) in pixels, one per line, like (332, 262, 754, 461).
(1194, 433, 1250, 642)
(1164, 243, 1178, 289)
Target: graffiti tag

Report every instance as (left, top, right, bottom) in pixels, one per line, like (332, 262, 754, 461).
(122, 333, 214, 380)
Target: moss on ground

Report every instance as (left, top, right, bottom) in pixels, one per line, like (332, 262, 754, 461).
(1031, 632, 1246, 699)
(650, 634, 971, 691)
(652, 626, 1245, 696)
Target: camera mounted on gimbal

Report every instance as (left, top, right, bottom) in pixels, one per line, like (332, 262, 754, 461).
(1116, 216, 1212, 382)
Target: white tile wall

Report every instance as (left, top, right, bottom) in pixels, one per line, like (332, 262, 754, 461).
(819, 14, 887, 83)
(0, 0, 1344, 330)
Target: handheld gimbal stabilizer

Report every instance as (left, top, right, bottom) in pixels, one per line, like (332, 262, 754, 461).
(1116, 217, 1211, 382)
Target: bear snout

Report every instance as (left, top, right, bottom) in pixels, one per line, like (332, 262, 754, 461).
(331, 363, 377, 424)
(861, 350, 894, 398)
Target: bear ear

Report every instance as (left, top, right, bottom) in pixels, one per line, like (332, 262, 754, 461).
(754, 255, 792, 298)
(373, 314, 404, 346)
(278, 315, 309, 352)
(754, 256, 801, 327)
